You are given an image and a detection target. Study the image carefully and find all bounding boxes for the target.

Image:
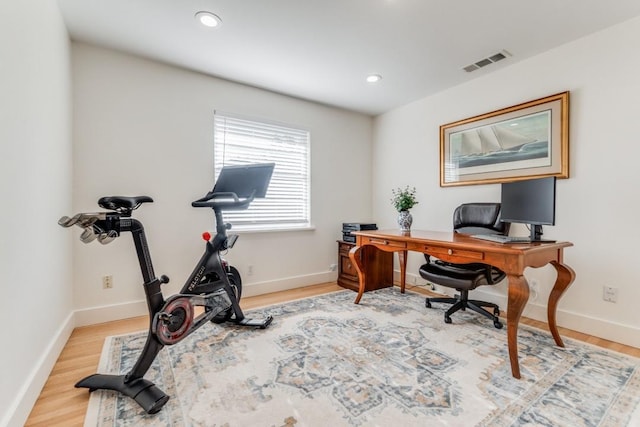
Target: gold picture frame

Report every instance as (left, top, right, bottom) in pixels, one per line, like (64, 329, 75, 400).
(440, 91, 569, 187)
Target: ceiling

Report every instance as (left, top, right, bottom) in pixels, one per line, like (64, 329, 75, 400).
(57, 0, 640, 116)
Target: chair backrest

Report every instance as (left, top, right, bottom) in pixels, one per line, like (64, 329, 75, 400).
(453, 203, 509, 235)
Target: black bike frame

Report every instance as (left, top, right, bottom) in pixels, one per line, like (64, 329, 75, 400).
(65, 164, 276, 413)
(73, 211, 239, 413)
(115, 213, 242, 381)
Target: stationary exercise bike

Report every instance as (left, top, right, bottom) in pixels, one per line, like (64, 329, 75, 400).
(58, 163, 275, 414)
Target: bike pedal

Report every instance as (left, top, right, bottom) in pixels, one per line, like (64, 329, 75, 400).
(238, 315, 273, 329)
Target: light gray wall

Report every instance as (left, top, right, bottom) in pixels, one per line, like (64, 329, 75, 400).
(71, 43, 374, 322)
(373, 16, 640, 347)
(0, 1, 73, 425)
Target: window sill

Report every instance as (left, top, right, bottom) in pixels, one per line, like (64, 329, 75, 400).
(231, 225, 316, 234)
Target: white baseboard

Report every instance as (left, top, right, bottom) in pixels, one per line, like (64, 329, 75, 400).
(242, 271, 338, 297)
(73, 271, 339, 326)
(518, 298, 640, 349)
(75, 269, 640, 349)
(460, 287, 640, 349)
(74, 299, 149, 327)
(398, 270, 640, 349)
(2, 312, 75, 427)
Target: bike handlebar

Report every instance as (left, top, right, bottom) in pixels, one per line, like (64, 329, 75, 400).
(60, 188, 257, 245)
(58, 212, 119, 244)
(191, 190, 255, 211)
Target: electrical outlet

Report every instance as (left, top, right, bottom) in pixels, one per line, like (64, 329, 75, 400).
(329, 264, 337, 271)
(247, 265, 254, 276)
(603, 286, 618, 303)
(102, 275, 113, 289)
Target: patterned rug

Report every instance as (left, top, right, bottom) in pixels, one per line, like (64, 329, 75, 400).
(86, 289, 640, 426)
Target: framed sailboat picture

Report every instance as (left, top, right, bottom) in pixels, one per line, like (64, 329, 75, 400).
(440, 92, 569, 187)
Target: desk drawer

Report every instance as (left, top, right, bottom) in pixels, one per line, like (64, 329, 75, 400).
(415, 244, 484, 261)
(336, 241, 393, 292)
(338, 241, 353, 256)
(341, 255, 358, 278)
(361, 236, 407, 249)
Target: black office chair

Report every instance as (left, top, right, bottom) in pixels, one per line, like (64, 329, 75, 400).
(419, 203, 509, 329)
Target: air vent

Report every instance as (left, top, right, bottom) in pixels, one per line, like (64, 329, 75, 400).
(489, 52, 507, 62)
(463, 50, 512, 73)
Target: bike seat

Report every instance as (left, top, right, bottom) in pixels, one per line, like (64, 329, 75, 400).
(99, 196, 153, 212)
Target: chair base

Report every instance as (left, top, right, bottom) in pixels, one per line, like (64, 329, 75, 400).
(426, 293, 503, 329)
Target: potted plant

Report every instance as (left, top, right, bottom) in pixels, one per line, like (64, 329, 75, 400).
(391, 186, 418, 231)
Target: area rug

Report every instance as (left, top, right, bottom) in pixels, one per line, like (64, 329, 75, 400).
(85, 289, 640, 426)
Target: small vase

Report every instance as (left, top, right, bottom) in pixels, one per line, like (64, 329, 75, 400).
(397, 210, 413, 232)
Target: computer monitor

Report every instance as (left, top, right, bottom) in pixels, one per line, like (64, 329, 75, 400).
(213, 163, 275, 198)
(500, 176, 556, 242)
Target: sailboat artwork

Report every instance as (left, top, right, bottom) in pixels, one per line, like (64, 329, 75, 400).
(450, 110, 551, 169)
(440, 91, 569, 187)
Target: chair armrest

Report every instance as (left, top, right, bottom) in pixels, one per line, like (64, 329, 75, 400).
(484, 265, 506, 284)
(484, 265, 496, 284)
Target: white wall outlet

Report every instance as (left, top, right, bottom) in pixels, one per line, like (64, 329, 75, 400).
(102, 275, 113, 289)
(603, 285, 618, 303)
(329, 263, 337, 271)
(247, 265, 254, 276)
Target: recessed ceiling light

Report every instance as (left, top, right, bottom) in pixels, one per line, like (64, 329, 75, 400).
(195, 11, 222, 28)
(366, 74, 382, 83)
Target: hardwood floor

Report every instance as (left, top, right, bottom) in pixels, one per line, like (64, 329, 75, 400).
(25, 282, 640, 426)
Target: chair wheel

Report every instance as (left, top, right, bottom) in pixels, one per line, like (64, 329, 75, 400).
(444, 315, 452, 324)
(494, 320, 503, 329)
(425, 299, 432, 308)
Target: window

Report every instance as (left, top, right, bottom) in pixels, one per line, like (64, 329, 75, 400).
(214, 112, 310, 230)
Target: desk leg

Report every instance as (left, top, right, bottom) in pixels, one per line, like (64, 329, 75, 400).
(349, 245, 365, 304)
(548, 261, 576, 347)
(398, 250, 407, 293)
(506, 274, 529, 379)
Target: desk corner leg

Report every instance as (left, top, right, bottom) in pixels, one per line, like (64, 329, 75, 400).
(548, 261, 576, 347)
(507, 274, 529, 379)
(398, 250, 408, 293)
(349, 245, 365, 304)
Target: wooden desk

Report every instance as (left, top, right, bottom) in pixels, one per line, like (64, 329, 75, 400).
(348, 229, 575, 379)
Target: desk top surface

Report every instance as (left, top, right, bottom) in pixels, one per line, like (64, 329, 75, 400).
(353, 229, 573, 254)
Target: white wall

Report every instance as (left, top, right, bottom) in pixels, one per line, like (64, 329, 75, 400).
(373, 16, 640, 347)
(0, 1, 73, 426)
(71, 43, 374, 323)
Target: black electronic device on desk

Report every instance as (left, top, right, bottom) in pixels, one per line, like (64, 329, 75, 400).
(471, 234, 532, 244)
(342, 222, 377, 243)
(500, 176, 557, 243)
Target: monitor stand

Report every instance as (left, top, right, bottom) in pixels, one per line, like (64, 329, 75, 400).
(530, 224, 556, 243)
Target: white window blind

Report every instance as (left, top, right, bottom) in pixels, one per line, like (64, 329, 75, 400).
(214, 112, 310, 229)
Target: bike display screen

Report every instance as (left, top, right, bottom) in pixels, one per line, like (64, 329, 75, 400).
(213, 163, 275, 198)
